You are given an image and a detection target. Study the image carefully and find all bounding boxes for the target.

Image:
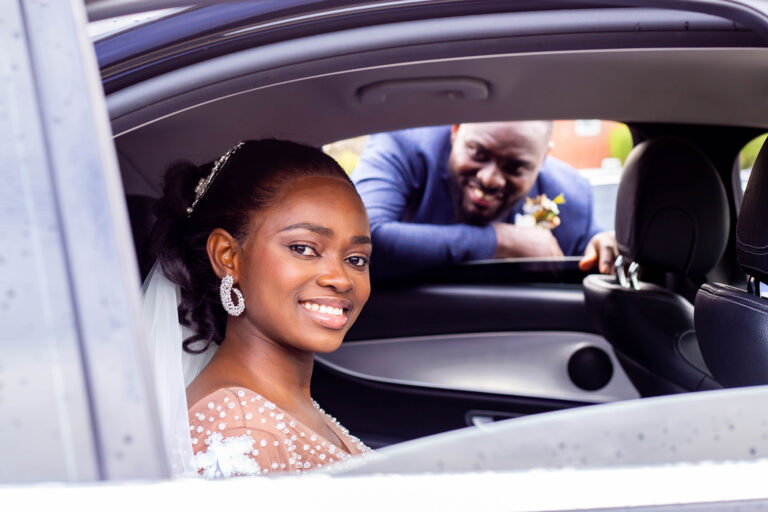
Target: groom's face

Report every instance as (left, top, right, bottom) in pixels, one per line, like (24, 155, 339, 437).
(448, 122, 550, 225)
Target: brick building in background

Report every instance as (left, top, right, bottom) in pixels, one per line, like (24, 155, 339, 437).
(549, 119, 626, 169)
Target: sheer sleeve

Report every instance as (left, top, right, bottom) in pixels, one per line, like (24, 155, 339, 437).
(188, 388, 291, 477)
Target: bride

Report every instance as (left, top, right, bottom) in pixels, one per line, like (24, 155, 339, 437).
(143, 139, 372, 477)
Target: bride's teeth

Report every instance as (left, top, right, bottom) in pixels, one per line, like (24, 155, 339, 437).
(301, 302, 345, 316)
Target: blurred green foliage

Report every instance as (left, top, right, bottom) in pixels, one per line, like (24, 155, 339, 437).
(609, 123, 633, 164)
(740, 133, 768, 170)
(324, 135, 369, 175)
(333, 150, 359, 175)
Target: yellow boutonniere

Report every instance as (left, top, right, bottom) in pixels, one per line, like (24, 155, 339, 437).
(515, 193, 565, 230)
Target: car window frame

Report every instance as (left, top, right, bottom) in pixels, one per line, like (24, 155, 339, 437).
(1, 0, 168, 483)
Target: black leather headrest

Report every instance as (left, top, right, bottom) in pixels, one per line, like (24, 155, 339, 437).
(696, 282, 768, 387)
(615, 137, 729, 277)
(737, 139, 768, 283)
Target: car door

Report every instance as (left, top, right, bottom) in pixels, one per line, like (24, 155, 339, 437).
(310, 121, 639, 446)
(312, 119, 759, 447)
(1, 0, 166, 483)
(95, 0, 768, 449)
(313, 233, 636, 448)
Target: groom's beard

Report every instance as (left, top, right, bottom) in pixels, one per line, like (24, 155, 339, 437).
(447, 170, 518, 226)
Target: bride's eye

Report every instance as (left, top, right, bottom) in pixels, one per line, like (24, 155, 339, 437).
(346, 255, 369, 268)
(289, 244, 318, 257)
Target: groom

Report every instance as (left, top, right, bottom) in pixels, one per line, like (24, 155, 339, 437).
(352, 122, 617, 279)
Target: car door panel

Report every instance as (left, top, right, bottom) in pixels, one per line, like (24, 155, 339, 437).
(313, 266, 639, 447)
(347, 283, 596, 340)
(319, 332, 636, 403)
(311, 361, 590, 449)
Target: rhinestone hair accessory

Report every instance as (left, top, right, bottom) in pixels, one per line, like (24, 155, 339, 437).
(186, 141, 246, 217)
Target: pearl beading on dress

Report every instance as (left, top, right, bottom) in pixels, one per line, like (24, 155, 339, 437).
(312, 399, 370, 454)
(189, 387, 370, 477)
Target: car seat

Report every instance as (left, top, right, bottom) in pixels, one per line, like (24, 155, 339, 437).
(583, 137, 728, 396)
(695, 139, 768, 387)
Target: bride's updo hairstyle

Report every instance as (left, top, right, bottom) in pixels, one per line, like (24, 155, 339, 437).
(150, 139, 354, 354)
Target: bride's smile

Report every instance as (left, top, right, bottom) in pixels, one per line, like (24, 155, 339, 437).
(230, 175, 372, 354)
(298, 298, 352, 330)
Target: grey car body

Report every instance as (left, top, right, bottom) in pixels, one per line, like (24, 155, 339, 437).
(3, 1, 768, 510)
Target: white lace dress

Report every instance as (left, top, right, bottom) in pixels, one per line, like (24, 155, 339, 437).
(188, 386, 370, 477)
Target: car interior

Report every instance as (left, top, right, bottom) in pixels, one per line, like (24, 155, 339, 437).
(695, 143, 768, 388)
(102, 3, 768, 449)
(583, 137, 726, 397)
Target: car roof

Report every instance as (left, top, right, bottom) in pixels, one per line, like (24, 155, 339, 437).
(93, 1, 637, 86)
(91, 0, 768, 92)
(103, 2, 768, 196)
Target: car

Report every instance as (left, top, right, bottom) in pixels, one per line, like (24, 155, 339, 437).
(3, 0, 768, 509)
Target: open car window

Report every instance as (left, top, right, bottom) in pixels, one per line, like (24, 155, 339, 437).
(326, 120, 631, 285)
(739, 133, 768, 193)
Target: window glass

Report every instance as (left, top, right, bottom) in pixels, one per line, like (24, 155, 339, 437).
(738, 133, 767, 192)
(548, 120, 631, 232)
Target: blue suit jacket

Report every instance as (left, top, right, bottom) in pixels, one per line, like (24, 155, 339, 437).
(352, 126, 601, 278)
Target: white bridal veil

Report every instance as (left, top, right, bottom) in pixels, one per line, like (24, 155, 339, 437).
(141, 264, 217, 477)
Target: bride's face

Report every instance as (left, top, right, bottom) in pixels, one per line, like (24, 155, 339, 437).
(236, 176, 372, 354)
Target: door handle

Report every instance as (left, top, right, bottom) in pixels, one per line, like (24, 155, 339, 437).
(465, 410, 522, 428)
(469, 414, 495, 427)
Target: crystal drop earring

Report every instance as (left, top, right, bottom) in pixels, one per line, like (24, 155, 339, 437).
(219, 274, 245, 316)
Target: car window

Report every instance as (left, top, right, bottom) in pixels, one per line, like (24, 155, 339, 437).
(329, 120, 630, 233)
(739, 133, 768, 193)
(326, 120, 630, 284)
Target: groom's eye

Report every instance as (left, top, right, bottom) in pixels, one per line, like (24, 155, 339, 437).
(470, 145, 489, 162)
